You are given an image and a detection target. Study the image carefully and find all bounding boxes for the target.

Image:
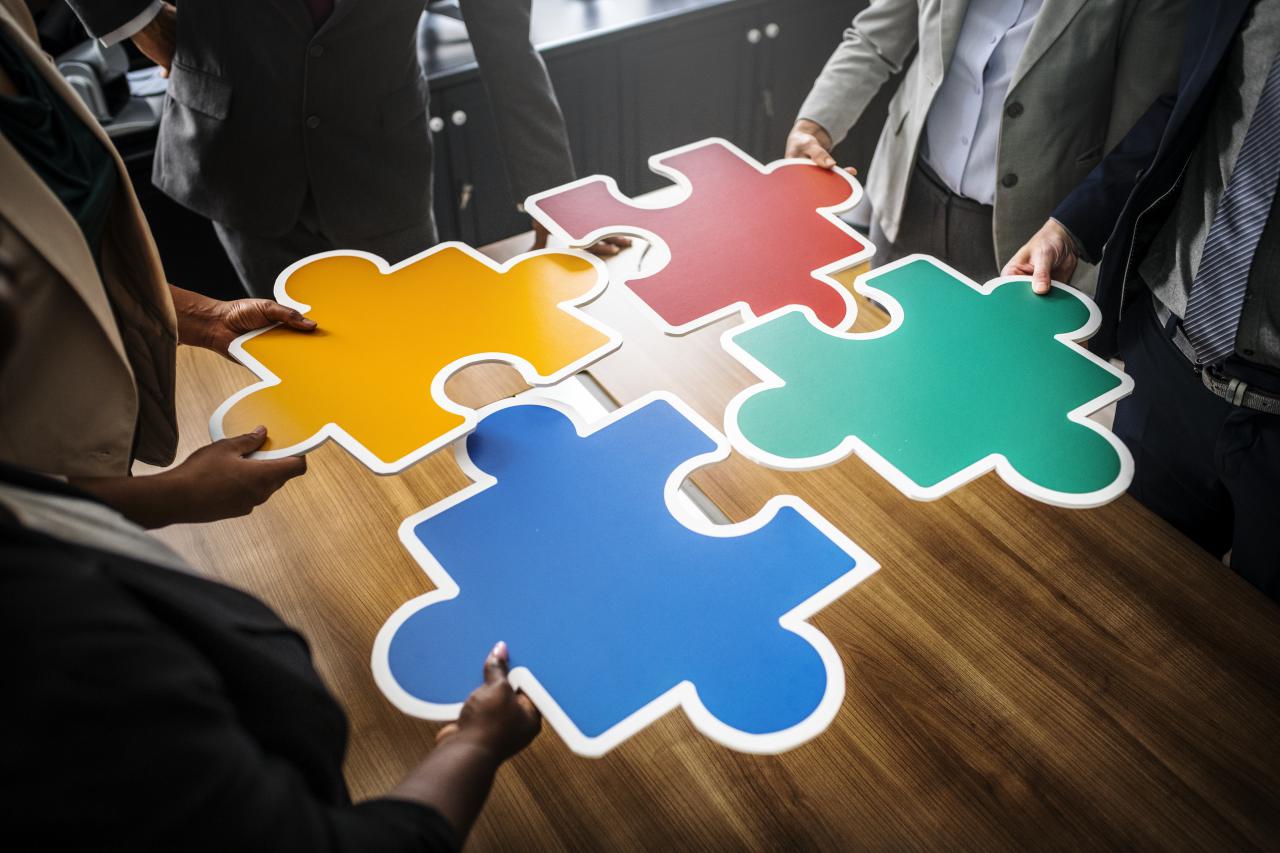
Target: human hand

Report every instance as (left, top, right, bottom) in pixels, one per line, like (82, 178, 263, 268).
(172, 286, 317, 358)
(158, 428, 307, 524)
(435, 641, 541, 764)
(133, 2, 177, 78)
(786, 119, 857, 177)
(531, 219, 632, 258)
(1001, 219, 1079, 295)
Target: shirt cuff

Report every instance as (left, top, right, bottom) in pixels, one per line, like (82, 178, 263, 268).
(99, 0, 164, 48)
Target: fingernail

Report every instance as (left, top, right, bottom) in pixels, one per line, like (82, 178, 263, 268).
(302, 318, 317, 328)
(253, 425, 267, 436)
(492, 640, 507, 658)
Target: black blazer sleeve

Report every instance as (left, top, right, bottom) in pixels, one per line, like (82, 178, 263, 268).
(0, 544, 457, 853)
(62, 0, 157, 40)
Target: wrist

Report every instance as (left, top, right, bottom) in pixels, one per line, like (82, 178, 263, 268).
(170, 285, 226, 350)
(793, 118, 832, 149)
(434, 730, 506, 773)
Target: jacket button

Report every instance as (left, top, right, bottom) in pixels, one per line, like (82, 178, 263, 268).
(1005, 101, 1024, 118)
(309, 44, 324, 58)
(1001, 172, 1019, 188)
(306, 115, 321, 129)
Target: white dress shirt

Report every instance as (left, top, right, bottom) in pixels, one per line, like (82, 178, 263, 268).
(922, 0, 1044, 205)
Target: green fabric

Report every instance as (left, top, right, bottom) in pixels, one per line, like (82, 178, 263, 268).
(0, 31, 115, 259)
(730, 258, 1128, 499)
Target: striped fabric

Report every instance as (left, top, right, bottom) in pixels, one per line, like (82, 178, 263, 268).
(1183, 50, 1280, 367)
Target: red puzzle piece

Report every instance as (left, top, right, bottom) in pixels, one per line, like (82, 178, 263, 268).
(526, 138, 873, 334)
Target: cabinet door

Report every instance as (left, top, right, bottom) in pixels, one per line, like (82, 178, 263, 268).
(546, 45, 624, 184)
(436, 79, 531, 247)
(427, 99, 459, 242)
(618, 7, 760, 195)
(757, 0, 892, 172)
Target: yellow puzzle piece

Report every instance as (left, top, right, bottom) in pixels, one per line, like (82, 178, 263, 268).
(210, 244, 621, 473)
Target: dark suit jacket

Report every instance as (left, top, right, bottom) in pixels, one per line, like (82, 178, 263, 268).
(1052, 0, 1253, 358)
(0, 465, 456, 852)
(66, 0, 575, 240)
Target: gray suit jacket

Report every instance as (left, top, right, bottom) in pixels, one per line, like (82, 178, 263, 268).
(67, 0, 576, 240)
(799, 0, 1189, 286)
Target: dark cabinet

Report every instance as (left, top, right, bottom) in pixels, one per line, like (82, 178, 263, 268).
(617, 7, 757, 194)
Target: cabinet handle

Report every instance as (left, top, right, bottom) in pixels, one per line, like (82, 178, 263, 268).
(451, 110, 468, 127)
(429, 116, 445, 133)
(765, 22, 781, 39)
(746, 27, 762, 44)
(459, 182, 474, 211)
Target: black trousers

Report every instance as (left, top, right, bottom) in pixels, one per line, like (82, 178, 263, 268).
(1114, 301, 1280, 601)
(869, 161, 999, 283)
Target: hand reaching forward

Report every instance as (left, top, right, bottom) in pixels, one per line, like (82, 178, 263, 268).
(1002, 219, 1080, 295)
(171, 286, 317, 359)
(786, 119, 858, 177)
(157, 428, 308, 524)
(435, 641, 542, 763)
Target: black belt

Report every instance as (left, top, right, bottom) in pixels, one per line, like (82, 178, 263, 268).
(1153, 296, 1280, 415)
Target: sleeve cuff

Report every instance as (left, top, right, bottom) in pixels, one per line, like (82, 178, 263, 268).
(99, 0, 163, 48)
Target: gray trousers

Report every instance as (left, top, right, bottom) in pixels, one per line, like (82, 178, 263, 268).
(870, 161, 999, 283)
(214, 194, 437, 298)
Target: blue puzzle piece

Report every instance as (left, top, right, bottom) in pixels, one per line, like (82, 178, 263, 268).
(373, 393, 878, 756)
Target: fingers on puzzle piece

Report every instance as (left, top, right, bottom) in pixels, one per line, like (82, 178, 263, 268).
(209, 244, 622, 474)
(723, 256, 1135, 508)
(526, 137, 874, 335)
(372, 393, 878, 756)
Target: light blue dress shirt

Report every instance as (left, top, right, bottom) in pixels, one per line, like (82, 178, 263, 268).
(922, 0, 1044, 205)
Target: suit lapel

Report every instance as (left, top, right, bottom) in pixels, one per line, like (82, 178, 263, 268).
(1007, 0, 1090, 94)
(270, 0, 319, 37)
(0, 11, 133, 365)
(1163, 0, 1253, 153)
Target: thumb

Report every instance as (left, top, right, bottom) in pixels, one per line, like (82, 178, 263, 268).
(1031, 247, 1053, 295)
(223, 426, 268, 455)
(483, 641, 510, 686)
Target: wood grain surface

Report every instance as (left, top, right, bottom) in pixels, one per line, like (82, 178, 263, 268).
(145, 233, 1280, 851)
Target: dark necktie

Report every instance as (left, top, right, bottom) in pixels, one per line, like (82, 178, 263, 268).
(1182, 51, 1280, 367)
(301, 0, 334, 28)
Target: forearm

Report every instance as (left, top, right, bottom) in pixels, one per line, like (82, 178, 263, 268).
(169, 284, 224, 349)
(461, 0, 575, 200)
(68, 472, 184, 529)
(797, 0, 920, 146)
(388, 737, 504, 844)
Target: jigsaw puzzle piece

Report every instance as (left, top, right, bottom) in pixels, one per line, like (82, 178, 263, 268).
(725, 257, 1133, 506)
(211, 244, 620, 473)
(527, 138, 870, 333)
(375, 395, 877, 754)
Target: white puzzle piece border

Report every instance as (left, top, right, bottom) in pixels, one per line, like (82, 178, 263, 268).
(371, 390, 880, 757)
(208, 242, 623, 475)
(524, 137, 876, 336)
(721, 255, 1137, 509)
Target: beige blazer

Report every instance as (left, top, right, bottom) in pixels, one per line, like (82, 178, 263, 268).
(0, 0, 178, 478)
(799, 0, 1189, 288)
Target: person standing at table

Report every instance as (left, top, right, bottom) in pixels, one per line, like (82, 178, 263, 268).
(1004, 0, 1280, 600)
(62, 0, 626, 298)
(0, 0, 309, 526)
(785, 0, 1188, 285)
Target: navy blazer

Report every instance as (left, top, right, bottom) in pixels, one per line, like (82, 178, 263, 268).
(1052, 0, 1254, 357)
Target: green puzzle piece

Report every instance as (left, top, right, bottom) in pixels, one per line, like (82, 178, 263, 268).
(723, 256, 1135, 507)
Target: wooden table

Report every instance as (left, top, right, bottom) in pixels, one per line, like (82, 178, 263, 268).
(149, 233, 1280, 850)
